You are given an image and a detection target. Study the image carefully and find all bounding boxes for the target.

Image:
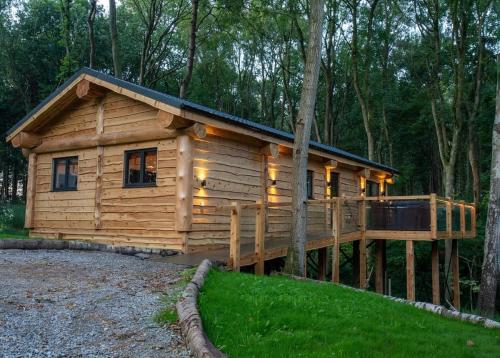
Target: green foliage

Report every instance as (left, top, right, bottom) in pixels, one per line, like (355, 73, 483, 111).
(154, 308, 178, 325)
(199, 270, 500, 357)
(0, 201, 26, 230)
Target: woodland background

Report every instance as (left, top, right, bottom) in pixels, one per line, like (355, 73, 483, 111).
(0, 0, 498, 311)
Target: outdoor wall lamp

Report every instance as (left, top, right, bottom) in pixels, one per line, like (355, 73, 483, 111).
(201, 179, 207, 188)
(271, 179, 277, 187)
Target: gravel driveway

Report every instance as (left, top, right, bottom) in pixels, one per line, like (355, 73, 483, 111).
(0, 249, 191, 358)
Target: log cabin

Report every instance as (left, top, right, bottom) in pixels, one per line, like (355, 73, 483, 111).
(6, 68, 476, 306)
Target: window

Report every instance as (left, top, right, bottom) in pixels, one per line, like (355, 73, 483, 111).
(307, 170, 314, 199)
(124, 148, 157, 187)
(329, 172, 340, 198)
(366, 180, 380, 197)
(52, 157, 78, 191)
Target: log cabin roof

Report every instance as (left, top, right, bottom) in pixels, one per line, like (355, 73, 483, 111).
(6, 67, 398, 174)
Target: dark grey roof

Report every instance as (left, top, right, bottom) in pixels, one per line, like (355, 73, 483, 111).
(7, 67, 398, 174)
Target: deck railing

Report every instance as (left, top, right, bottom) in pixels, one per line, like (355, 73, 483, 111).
(225, 194, 476, 272)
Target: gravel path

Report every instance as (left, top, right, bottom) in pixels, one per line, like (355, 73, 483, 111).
(0, 249, 191, 358)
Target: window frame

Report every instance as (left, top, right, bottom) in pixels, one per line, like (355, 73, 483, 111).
(52, 156, 78, 192)
(366, 180, 380, 197)
(123, 148, 158, 188)
(307, 170, 314, 200)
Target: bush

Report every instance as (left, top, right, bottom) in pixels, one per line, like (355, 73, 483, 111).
(0, 201, 26, 230)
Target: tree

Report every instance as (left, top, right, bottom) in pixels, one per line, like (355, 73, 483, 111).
(109, 0, 121, 77)
(285, 0, 325, 276)
(477, 53, 499, 318)
(179, 0, 199, 99)
(87, 0, 97, 68)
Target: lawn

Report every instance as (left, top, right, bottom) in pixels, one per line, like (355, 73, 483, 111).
(198, 270, 499, 357)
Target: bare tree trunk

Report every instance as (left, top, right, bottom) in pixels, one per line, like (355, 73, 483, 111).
(179, 0, 199, 99)
(109, 0, 122, 77)
(477, 54, 500, 318)
(284, 0, 324, 276)
(87, 0, 97, 69)
(60, 0, 72, 78)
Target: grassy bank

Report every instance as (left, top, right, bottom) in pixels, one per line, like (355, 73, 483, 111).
(199, 270, 499, 357)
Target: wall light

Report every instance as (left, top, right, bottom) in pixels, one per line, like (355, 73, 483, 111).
(271, 179, 277, 187)
(201, 179, 207, 188)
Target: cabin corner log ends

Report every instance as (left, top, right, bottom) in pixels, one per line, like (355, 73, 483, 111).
(176, 259, 227, 358)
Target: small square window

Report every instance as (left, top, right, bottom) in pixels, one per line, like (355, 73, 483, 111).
(124, 148, 157, 187)
(52, 157, 78, 191)
(307, 170, 314, 199)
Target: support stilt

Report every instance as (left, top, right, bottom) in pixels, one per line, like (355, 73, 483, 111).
(431, 241, 440, 305)
(406, 240, 415, 301)
(375, 240, 385, 294)
(318, 248, 327, 281)
(451, 239, 460, 310)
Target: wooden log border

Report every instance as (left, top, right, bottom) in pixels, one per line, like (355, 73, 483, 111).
(0, 238, 177, 256)
(274, 273, 500, 329)
(176, 259, 226, 358)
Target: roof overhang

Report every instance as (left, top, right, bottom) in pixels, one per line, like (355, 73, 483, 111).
(6, 68, 399, 176)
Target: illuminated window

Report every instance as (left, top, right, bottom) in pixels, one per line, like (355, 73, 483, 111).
(307, 170, 314, 199)
(124, 148, 157, 187)
(52, 157, 78, 191)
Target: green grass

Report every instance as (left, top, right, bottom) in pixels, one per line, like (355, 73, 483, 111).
(0, 201, 29, 239)
(199, 270, 500, 357)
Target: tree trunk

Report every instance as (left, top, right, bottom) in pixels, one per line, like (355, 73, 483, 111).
(87, 0, 97, 69)
(60, 0, 72, 78)
(109, 0, 122, 78)
(179, 0, 199, 99)
(284, 0, 324, 276)
(477, 54, 500, 318)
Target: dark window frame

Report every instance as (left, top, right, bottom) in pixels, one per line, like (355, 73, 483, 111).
(367, 180, 380, 197)
(329, 171, 340, 198)
(123, 148, 158, 188)
(307, 170, 314, 199)
(52, 156, 78, 192)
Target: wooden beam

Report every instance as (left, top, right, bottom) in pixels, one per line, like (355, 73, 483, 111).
(176, 135, 193, 232)
(375, 240, 385, 293)
(431, 241, 440, 305)
(260, 154, 269, 232)
(21, 148, 31, 158)
(32, 123, 206, 154)
(357, 168, 371, 180)
(260, 143, 279, 158)
(406, 240, 415, 301)
(318, 247, 327, 281)
(76, 79, 105, 100)
(11, 132, 41, 149)
(229, 202, 241, 272)
(459, 201, 465, 237)
(332, 198, 341, 283)
(24, 153, 37, 229)
(255, 200, 265, 275)
(157, 110, 192, 129)
(451, 239, 460, 310)
(324, 159, 338, 169)
(446, 201, 452, 238)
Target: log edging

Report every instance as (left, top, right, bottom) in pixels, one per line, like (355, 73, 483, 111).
(176, 259, 226, 358)
(0, 238, 177, 257)
(275, 273, 500, 329)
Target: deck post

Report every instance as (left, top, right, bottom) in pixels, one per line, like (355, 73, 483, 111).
(375, 240, 385, 294)
(255, 200, 265, 275)
(431, 240, 440, 305)
(446, 200, 452, 238)
(459, 201, 465, 238)
(24, 152, 37, 229)
(332, 198, 341, 283)
(430, 194, 437, 239)
(229, 202, 241, 272)
(406, 240, 415, 301)
(359, 198, 367, 289)
(451, 239, 460, 310)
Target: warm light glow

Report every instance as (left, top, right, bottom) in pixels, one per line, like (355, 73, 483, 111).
(359, 176, 366, 196)
(379, 178, 385, 195)
(269, 168, 277, 181)
(385, 177, 395, 185)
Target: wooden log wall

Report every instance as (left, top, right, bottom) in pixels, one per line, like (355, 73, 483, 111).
(30, 93, 183, 250)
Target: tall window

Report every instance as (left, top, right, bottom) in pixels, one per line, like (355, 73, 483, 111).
(366, 180, 380, 197)
(124, 148, 157, 187)
(52, 157, 78, 191)
(329, 172, 340, 198)
(307, 170, 314, 199)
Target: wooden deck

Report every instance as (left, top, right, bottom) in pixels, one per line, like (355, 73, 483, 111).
(157, 234, 335, 267)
